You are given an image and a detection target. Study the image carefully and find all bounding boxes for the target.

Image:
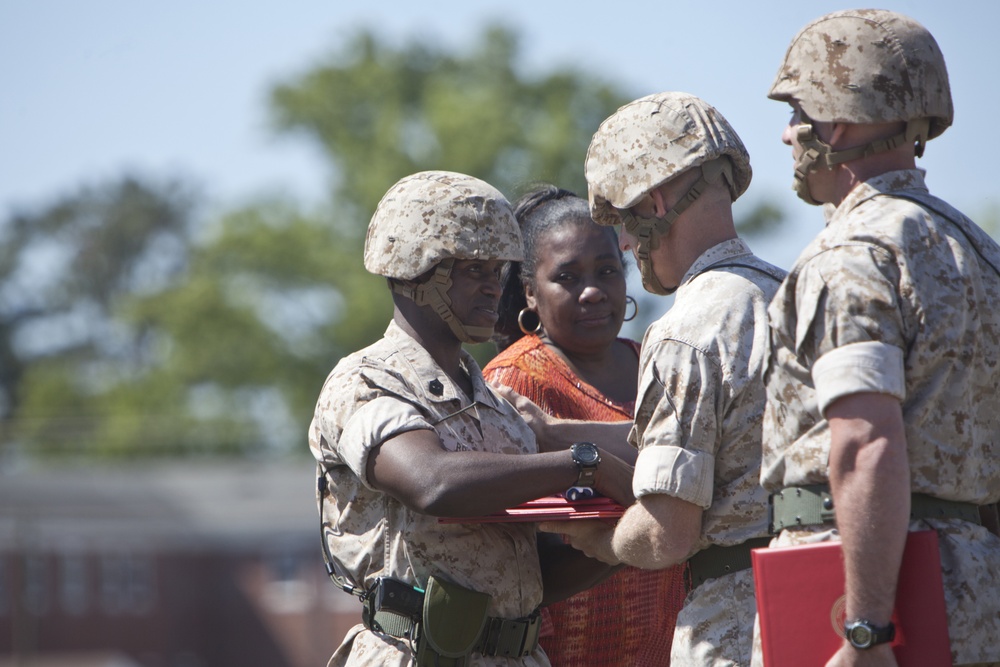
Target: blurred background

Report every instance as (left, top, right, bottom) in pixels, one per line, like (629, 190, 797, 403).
(1, 1, 997, 665)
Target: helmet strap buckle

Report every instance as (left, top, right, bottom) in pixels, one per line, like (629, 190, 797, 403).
(391, 258, 489, 343)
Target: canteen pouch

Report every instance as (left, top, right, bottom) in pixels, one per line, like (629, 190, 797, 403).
(414, 574, 491, 667)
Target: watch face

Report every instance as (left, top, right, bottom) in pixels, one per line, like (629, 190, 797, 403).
(573, 443, 599, 465)
(845, 619, 894, 649)
(848, 624, 873, 648)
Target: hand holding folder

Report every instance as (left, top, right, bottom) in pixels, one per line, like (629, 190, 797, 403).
(751, 530, 951, 665)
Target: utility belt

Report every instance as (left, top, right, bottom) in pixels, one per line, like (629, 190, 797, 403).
(768, 484, 996, 535)
(360, 575, 540, 666)
(687, 536, 772, 588)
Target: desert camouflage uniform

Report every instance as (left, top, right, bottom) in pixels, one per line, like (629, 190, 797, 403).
(758, 170, 1000, 665)
(630, 238, 784, 666)
(310, 321, 549, 667)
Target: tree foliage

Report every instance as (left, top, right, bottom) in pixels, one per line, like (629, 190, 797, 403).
(271, 26, 625, 210)
(0, 176, 197, 456)
(1, 25, 636, 459)
(1, 24, 796, 460)
(267, 25, 631, 369)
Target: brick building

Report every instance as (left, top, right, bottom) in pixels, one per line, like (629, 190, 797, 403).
(0, 460, 360, 667)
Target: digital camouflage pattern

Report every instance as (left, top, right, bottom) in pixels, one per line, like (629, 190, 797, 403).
(584, 92, 752, 228)
(768, 9, 953, 136)
(364, 170, 524, 280)
(310, 321, 549, 667)
(671, 569, 756, 667)
(760, 170, 1000, 664)
(629, 238, 784, 665)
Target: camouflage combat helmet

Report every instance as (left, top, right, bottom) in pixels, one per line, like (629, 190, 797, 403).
(769, 9, 953, 205)
(585, 92, 751, 295)
(364, 170, 523, 343)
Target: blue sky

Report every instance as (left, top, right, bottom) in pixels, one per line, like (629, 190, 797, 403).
(2, 1, 997, 272)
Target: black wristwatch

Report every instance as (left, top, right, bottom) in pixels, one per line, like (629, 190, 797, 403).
(570, 442, 601, 487)
(844, 619, 895, 649)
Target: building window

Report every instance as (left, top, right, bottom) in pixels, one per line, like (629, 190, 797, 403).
(59, 553, 89, 615)
(23, 553, 48, 616)
(262, 551, 312, 614)
(127, 556, 154, 614)
(100, 553, 155, 615)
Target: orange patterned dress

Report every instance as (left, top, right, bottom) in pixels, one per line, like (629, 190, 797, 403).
(484, 334, 687, 666)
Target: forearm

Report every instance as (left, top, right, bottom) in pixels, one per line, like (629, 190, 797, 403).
(368, 430, 634, 517)
(612, 494, 701, 569)
(407, 449, 582, 517)
(827, 393, 910, 625)
(367, 430, 576, 516)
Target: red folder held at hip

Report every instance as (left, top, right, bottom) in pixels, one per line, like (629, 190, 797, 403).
(752, 530, 951, 666)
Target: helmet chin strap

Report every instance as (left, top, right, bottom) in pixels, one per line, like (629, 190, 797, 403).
(391, 259, 492, 344)
(627, 220, 674, 295)
(621, 159, 735, 296)
(791, 116, 931, 206)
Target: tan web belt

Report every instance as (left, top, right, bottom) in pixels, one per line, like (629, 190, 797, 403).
(364, 607, 541, 659)
(768, 484, 984, 534)
(688, 536, 773, 588)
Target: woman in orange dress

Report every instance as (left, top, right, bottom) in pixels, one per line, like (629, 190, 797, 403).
(484, 184, 687, 666)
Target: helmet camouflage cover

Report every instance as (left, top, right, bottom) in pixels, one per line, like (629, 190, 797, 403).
(768, 9, 952, 139)
(364, 171, 522, 343)
(364, 170, 523, 281)
(585, 91, 752, 227)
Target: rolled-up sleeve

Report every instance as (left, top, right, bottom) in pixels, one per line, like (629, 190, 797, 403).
(631, 337, 723, 508)
(795, 243, 907, 415)
(336, 396, 431, 488)
(812, 341, 905, 414)
(633, 444, 715, 508)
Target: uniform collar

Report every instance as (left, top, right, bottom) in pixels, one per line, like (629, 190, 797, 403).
(384, 321, 503, 411)
(831, 169, 929, 226)
(679, 237, 754, 289)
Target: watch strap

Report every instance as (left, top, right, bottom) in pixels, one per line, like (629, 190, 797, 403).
(575, 464, 597, 487)
(570, 443, 600, 488)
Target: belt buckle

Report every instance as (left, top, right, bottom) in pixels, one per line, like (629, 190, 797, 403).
(479, 614, 539, 657)
(520, 615, 539, 656)
(494, 619, 522, 658)
(481, 617, 503, 656)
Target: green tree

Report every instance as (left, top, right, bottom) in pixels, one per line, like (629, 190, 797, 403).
(0, 176, 199, 457)
(110, 201, 346, 456)
(2, 25, 795, 460)
(267, 25, 630, 368)
(2, 24, 634, 459)
(271, 26, 624, 211)
(6, 191, 348, 458)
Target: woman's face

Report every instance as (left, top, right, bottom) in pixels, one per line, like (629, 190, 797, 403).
(525, 220, 627, 356)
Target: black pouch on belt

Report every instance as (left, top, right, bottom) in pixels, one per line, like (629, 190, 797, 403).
(414, 575, 492, 667)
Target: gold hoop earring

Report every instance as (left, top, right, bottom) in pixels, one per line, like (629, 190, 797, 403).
(623, 296, 638, 322)
(518, 308, 543, 335)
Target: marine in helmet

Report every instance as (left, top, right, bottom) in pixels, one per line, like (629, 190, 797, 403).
(757, 10, 1000, 665)
(528, 92, 786, 666)
(309, 171, 636, 667)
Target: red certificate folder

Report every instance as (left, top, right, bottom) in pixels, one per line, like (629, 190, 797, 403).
(438, 495, 625, 524)
(751, 530, 951, 666)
